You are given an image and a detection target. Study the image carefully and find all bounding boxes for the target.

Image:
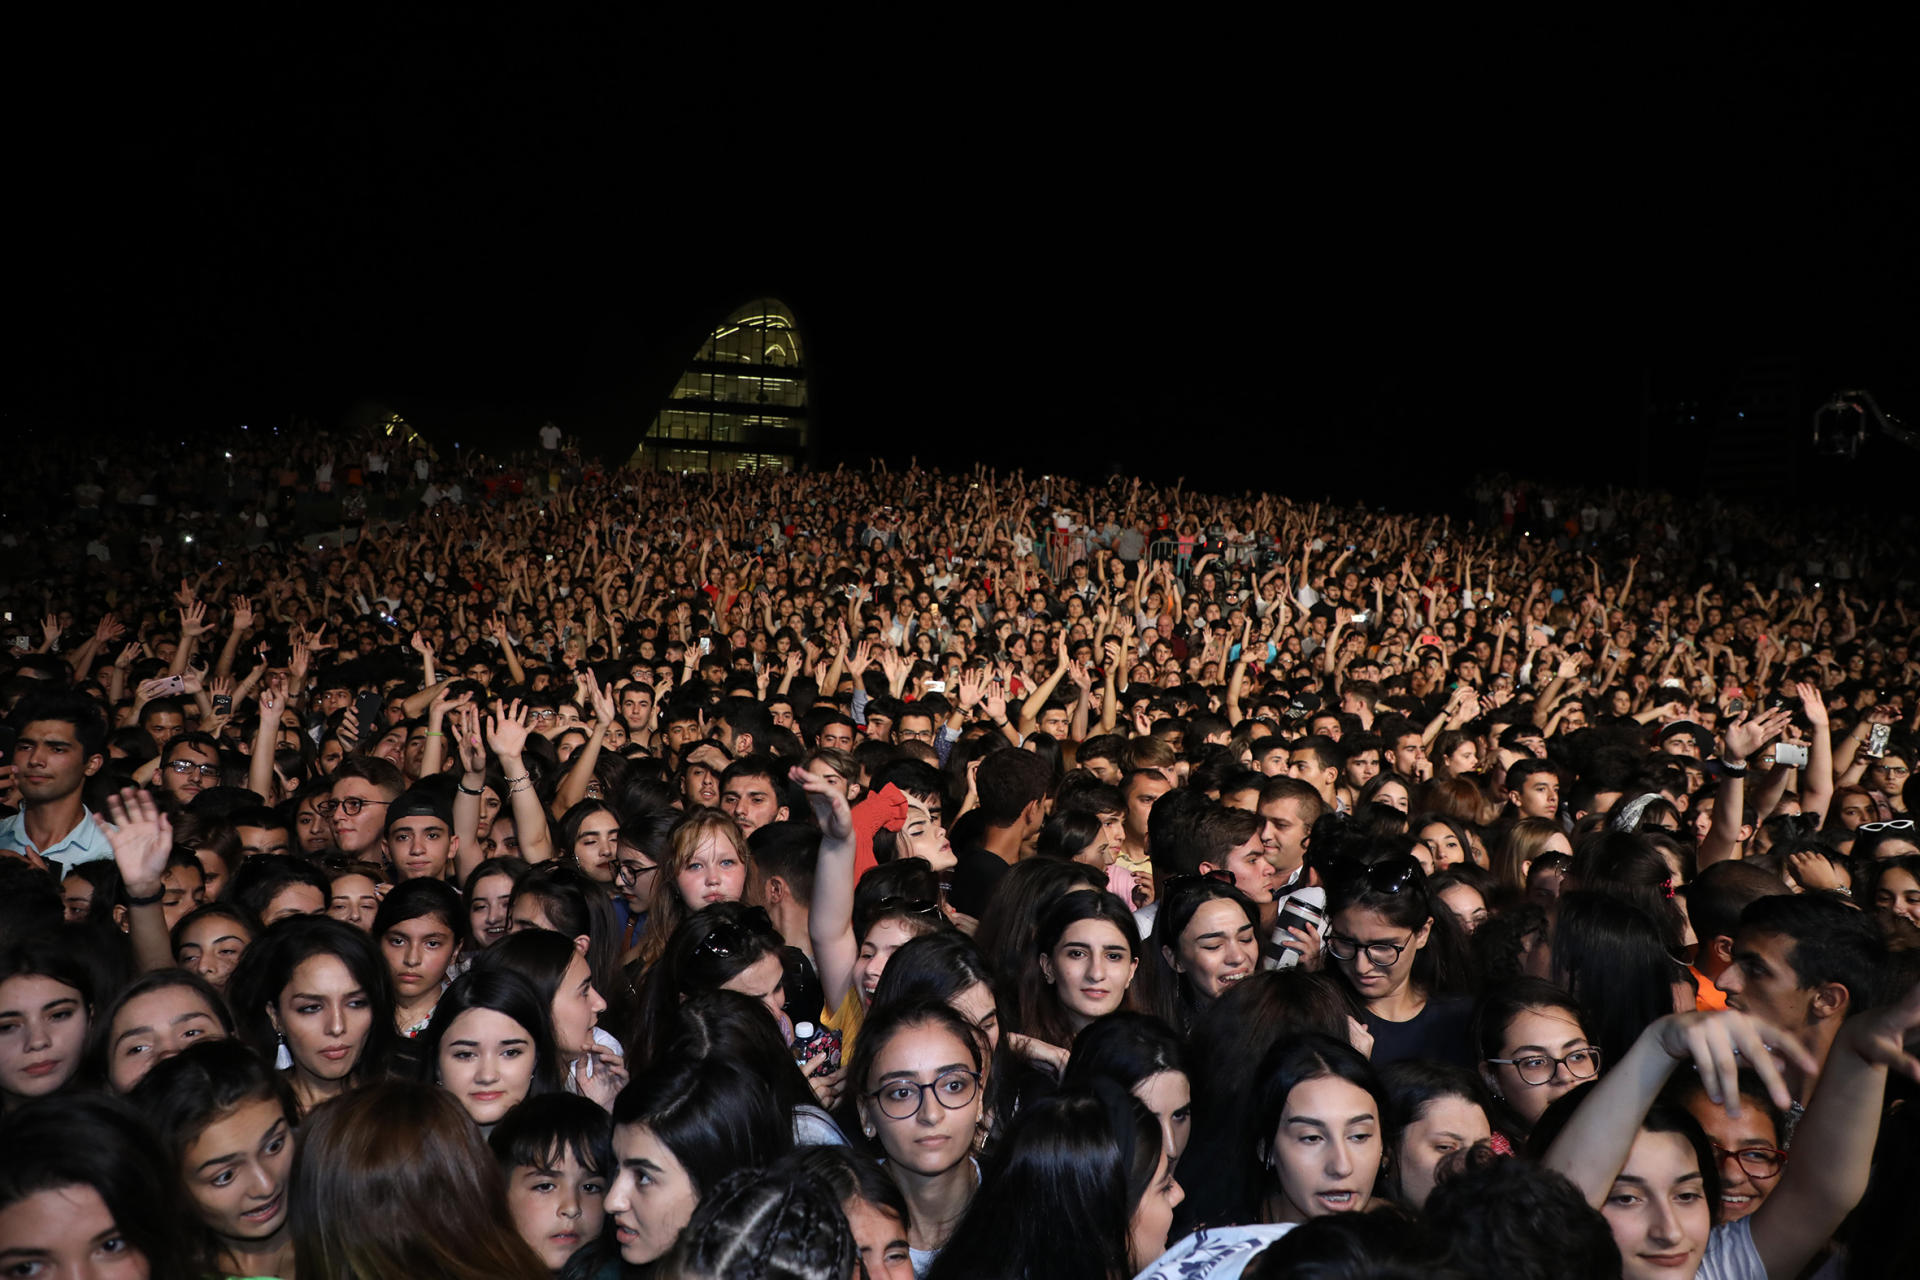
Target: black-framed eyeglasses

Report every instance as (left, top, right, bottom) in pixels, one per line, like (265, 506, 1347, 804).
(1325, 932, 1416, 969)
(693, 906, 774, 959)
(317, 797, 391, 817)
(1861, 819, 1915, 832)
(1710, 1143, 1788, 1180)
(166, 760, 221, 779)
(867, 1068, 982, 1120)
(1485, 1047, 1603, 1086)
(615, 860, 658, 885)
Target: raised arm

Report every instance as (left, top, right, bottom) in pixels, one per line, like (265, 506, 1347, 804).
(1792, 681, 1834, 825)
(487, 701, 555, 865)
(795, 765, 859, 1013)
(100, 787, 179, 975)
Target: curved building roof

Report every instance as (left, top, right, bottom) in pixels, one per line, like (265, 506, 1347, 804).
(632, 298, 809, 472)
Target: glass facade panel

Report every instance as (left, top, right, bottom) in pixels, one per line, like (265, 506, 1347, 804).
(635, 298, 810, 474)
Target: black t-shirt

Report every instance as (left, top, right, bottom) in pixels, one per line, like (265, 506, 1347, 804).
(1360, 993, 1475, 1068)
(948, 844, 1012, 918)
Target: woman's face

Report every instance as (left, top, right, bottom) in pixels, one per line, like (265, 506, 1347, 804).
(1482, 1004, 1597, 1125)
(295, 796, 332, 853)
(1435, 883, 1488, 935)
(570, 809, 622, 886)
(604, 1122, 698, 1266)
(1836, 792, 1874, 830)
(1374, 781, 1410, 814)
(1168, 899, 1257, 1001)
(370, 727, 406, 766)
(1135, 1069, 1193, 1165)
(1602, 1129, 1712, 1280)
(1327, 906, 1429, 1005)
(270, 954, 372, 1086)
(854, 918, 920, 1006)
(674, 834, 746, 911)
(948, 980, 1001, 1056)
(858, 1023, 983, 1178)
(507, 1147, 607, 1271)
(1393, 1094, 1489, 1210)
(899, 799, 955, 873)
(1267, 1073, 1381, 1222)
(437, 1007, 539, 1126)
(467, 874, 516, 949)
(1679, 1091, 1780, 1222)
(0, 975, 89, 1102)
(382, 915, 460, 1006)
(1418, 822, 1467, 869)
(1874, 867, 1920, 928)
(1128, 1138, 1185, 1271)
(1444, 740, 1478, 774)
(1040, 918, 1137, 1029)
(718, 952, 788, 1027)
(181, 1095, 294, 1246)
(326, 874, 383, 932)
(842, 1195, 914, 1280)
(0, 1184, 146, 1278)
(175, 915, 252, 993)
(549, 952, 606, 1061)
(106, 985, 227, 1094)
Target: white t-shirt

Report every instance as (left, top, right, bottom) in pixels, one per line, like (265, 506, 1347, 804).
(1696, 1217, 1766, 1280)
(540, 424, 563, 450)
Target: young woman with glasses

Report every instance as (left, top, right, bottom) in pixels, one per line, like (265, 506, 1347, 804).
(1324, 850, 1476, 1067)
(848, 996, 989, 1277)
(1474, 977, 1602, 1135)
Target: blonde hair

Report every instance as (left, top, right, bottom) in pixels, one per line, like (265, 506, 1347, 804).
(634, 810, 758, 972)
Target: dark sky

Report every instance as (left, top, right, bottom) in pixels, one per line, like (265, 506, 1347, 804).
(12, 15, 1919, 505)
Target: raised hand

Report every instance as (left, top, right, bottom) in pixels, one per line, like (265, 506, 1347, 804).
(1724, 706, 1793, 764)
(1649, 1008, 1811, 1116)
(487, 700, 533, 759)
(788, 765, 854, 841)
(178, 600, 209, 639)
(410, 630, 435, 660)
(101, 787, 175, 896)
(1791, 680, 1829, 729)
(451, 704, 488, 775)
(585, 672, 617, 726)
(229, 597, 254, 633)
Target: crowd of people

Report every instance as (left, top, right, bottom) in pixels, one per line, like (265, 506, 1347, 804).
(3, 425, 1920, 1280)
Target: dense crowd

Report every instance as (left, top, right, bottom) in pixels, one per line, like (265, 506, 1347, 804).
(3, 422, 1920, 1280)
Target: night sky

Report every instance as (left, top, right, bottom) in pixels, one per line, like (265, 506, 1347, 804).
(12, 15, 1918, 507)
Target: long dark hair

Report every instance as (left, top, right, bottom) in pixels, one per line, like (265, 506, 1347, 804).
(610, 1054, 792, 1201)
(1247, 1035, 1387, 1225)
(1139, 876, 1260, 1032)
(226, 915, 396, 1090)
(418, 965, 565, 1100)
(126, 1039, 299, 1277)
(291, 1081, 549, 1279)
(1548, 892, 1682, 1069)
(0, 1093, 201, 1280)
(1060, 1011, 1187, 1096)
(87, 967, 235, 1093)
(630, 901, 785, 1065)
(928, 1086, 1159, 1280)
(1377, 1059, 1493, 1205)
(1017, 890, 1143, 1049)
(667, 989, 823, 1122)
(1325, 852, 1474, 1001)
(511, 863, 631, 1029)
(844, 996, 989, 1152)
(371, 876, 469, 949)
(973, 857, 1106, 1013)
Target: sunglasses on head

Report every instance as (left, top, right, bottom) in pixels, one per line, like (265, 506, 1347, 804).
(693, 906, 776, 959)
(870, 896, 945, 923)
(1161, 869, 1237, 897)
(1324, 853, 1424, 896)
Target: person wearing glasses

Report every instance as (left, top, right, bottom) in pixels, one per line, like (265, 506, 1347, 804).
(324, 756, 406, 860)
(847, 997, 988, 1278)
(156, 731, 223, 806)
(1671, 1071, 1787, 1223)
(1324, 851, 1476, 1068)
(1473, 977, 1602, 1136)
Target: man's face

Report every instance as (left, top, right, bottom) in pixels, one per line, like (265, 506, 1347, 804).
(1082, 753, 1122, 786)
(1038, 708, 1071, 739)
(1665, 733, 1701, 760)
(620, 689, 654, 731)
(327, 778, 393, 856)
(1255, 743, 1291, 777)
(143, 710, 186, 751)
(235, 823, 291, 859)
(895, 714, 936, 746)
(864, 713, 894, 743)
(159, 861, 207, 930)
(1287, 750, 1336, 802)
(1389, 735, 1427, 775)
(1205, 832, 1277, 904)
(720, 775, 788, 836)
(1719, 929, 1815, 1031)
(12, 720, 103, 805)
(1259, 796, 1312, 882)
(1510, 772, 1560, 820)
(318, 688, 352, 716)
(161, 743, 220, 804)
(403, 728, 430, 776)
(1344, 749, 1381, 788)
(389, 816, 456, 881)
(666, 718, 704, 754)
(817, 722, 856, 754)
(769, 701, 796, 732)
(1124, 773, 1173, 841)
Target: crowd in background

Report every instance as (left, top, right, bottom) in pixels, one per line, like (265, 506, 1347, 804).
(3, 424, 1920, 1280)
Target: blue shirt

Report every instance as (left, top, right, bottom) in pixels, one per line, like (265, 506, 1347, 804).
(0, 805, 115, 868)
